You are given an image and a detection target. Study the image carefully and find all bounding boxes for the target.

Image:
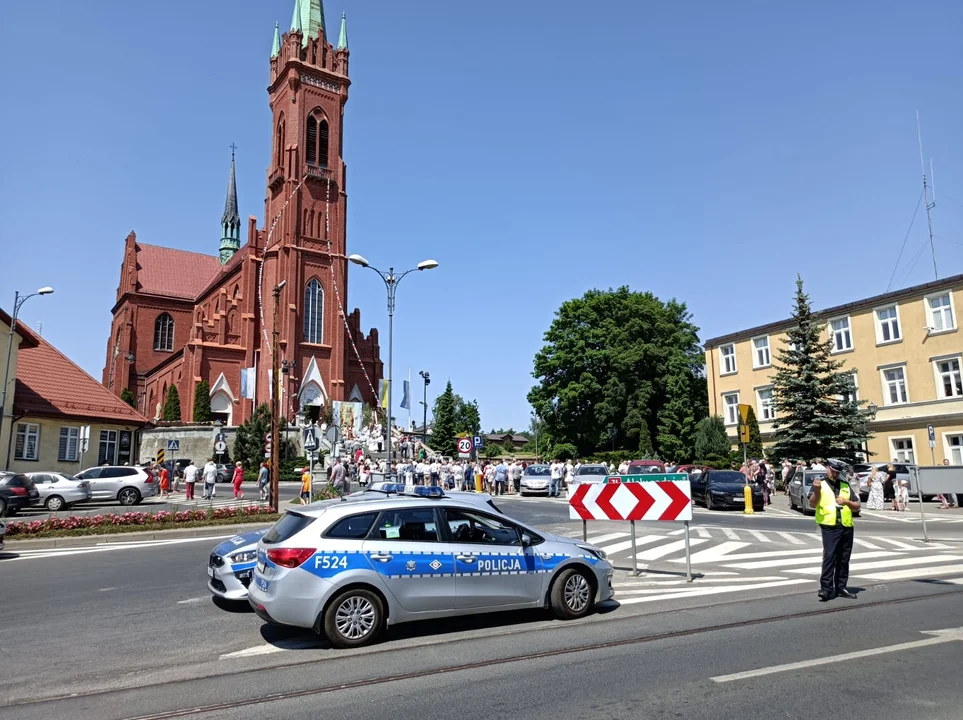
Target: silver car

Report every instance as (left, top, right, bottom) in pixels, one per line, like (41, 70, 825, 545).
(74, 466, 157, 505)
(26, 472, 92, 511)
(574, 464, 609, 484)
(519, 464, 552, 495)
(247, 484, 614, 648)
(208, 529, 269, 600)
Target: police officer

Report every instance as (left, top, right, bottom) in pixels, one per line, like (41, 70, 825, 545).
(809, 459, 861, 601)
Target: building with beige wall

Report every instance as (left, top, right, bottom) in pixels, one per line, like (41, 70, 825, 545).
(1, 310, 40, 470)
(704, 274, 963, 466)
(4, 321, 149, 475)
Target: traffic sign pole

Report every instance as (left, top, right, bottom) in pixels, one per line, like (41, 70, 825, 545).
(684, 521, 692, 582)
(630, 520, 640, 577)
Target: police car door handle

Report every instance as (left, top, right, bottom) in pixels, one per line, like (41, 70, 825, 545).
(539, 553, 553, 560)
(369, 553, 393, 562)
(456, 555, 477, 563)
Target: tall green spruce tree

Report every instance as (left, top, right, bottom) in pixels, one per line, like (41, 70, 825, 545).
(430, 381, 458, 457)
(120, 388, 136, 408)
(162, 386, 181, 422)
(744, 406, 764, 459)
(771, 277, 870, 462)
(193, 381, 212, 422)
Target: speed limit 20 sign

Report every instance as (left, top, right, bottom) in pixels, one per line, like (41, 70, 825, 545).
(457, 438, 472, 457)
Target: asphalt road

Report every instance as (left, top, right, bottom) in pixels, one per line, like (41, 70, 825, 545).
(1, 496, 961, 719)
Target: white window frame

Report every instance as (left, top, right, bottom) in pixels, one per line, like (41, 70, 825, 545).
(925, 291, 957, 334)
(944, 433, 963, 466)
(722, 392, 740, 426)
(15, 422, 40, 461)
(751, 335, 771, 369)
(829, 315, 853, 353)
(880, 364, 909, 406)
(838, 372, 859, 404)
(874, 304, 902, 345)
(889, 436, 916, 464)
(756, 386, 775, 421)
(719, 344, 737, 375)
(932, 354, 963, 399)
(59, 426, 80, 462)
(98, 429, 118, 466)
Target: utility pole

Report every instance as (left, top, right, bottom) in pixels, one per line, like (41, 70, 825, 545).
(270, 280, 286, 509)
(419, 370, 430, 445)
(917, 111, 938, 280)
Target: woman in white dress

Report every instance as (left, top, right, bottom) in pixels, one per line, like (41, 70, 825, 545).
(866, 465, 885, 510)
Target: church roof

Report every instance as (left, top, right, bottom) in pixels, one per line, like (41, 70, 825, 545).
(136, 242, 223, 300)
(14, 325, 150, 425)
(222, 152, 240, 227)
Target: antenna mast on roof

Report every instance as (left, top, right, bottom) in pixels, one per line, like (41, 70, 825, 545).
(916, 111, 938, 280)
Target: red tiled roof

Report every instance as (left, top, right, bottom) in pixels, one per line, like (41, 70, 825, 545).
(13, 325, 150, 425)
(136, 242, 223, 300)
(0, 309, 40, 348)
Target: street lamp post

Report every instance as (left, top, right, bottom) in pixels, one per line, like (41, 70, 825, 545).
(419, 370, 431, 446)
(864, 401, 878, 462)
(531, 411, 540, 460)
(270, 280, 286, 509)
(348, 254, 437, 475)
(1, 287, 54, 469)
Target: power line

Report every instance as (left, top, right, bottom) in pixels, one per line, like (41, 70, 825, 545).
(897, 238, 931, 289)
(886, 189, 925, 292)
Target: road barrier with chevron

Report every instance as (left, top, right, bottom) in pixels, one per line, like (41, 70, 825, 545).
(569, 473, 694, 579)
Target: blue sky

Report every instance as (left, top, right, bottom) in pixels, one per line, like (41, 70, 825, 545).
(1, 0, 961, 432)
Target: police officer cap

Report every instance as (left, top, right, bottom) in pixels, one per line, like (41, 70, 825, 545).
(826, 459, 847, 473)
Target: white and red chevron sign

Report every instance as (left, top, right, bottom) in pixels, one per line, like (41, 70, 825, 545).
(569, 476, 692, 522)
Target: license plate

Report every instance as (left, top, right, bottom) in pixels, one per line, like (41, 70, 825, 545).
(255, 575, 270, 592)
(256, 560, 266, 574)
(732, 496, 745, 502)
(207, 566, 215, 578)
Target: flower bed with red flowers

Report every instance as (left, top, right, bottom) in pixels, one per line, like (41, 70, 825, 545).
(3, 505, 279, 539)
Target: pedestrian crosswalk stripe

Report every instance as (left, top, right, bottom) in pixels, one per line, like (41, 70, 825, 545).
(777, 532, 805, 545)
(724, 550, 899, 570)
(747, 530, 768, 542)
(636, 538, 709, 561)
(721, 528, 740, 540)
(787, 554, 963, 575)
(673, 546, 821, 564)
(618, 578, 810, 605)
(587, 532, 629, 545)
(695, 527, 712, 539)
(853, 538, 883, 550)
(599, 535, 667, 555)
(614, 575, 788, 590)
(679, 541, 752, 564)
(874, 537, 919, 550)
(859, 564, 963, 581)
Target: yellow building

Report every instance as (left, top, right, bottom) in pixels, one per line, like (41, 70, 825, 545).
(704, 274, 963, 466)
(3, 319, 149, 474)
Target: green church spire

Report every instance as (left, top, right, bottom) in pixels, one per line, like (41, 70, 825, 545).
(219, 145, 241, 265)
(291, 0, 325, 47)
(337, 12, 348, 51)
(290, 0, 302, 33)
(271, 22, 281, 58)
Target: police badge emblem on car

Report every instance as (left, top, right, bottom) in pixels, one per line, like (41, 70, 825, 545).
(406, 560, 417, 571)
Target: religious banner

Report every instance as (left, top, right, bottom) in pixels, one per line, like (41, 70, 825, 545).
(332, 401, 363, 441)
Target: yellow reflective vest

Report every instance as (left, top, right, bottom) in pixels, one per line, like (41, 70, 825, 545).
(814, 479, 854, 527)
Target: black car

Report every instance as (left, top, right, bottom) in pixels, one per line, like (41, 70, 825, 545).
(0, 472, 41, 516)
(689, 470, 764, 511)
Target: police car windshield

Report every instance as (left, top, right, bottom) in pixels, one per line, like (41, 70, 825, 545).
(263, 513, 314, 544)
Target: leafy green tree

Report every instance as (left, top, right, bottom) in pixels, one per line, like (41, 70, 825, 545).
(743, 406, 764, 459)
(430, 381, 458, 457)
(234, 403, 272, 471)
(454, 396, 481, 436)
(637, 419, 655, 458)
(120, 388, 136, 409)
(193, 380, 211, 423)
(483, 443, 500, 460)
(771, 277, 872, 462)
(693, 416, 731, 460)
(162, 385, 181, 422)
(528, 287, 706, 457)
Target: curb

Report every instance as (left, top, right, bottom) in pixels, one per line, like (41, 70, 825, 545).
(2, 521, 274, 551)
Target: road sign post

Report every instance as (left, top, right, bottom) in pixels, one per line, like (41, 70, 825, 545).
(570, 473, 694, 581)
(928, 424, 937, 465)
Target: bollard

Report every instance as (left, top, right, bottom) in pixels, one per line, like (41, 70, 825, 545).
(743, 484, 754, 514)
(475, 472, 483, 493)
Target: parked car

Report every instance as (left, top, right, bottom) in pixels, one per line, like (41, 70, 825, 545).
(216, 464, 232, 483)
(25, 472, 92, 511)
(853, 462, 925, 501)
(0, 473, 41, 515)
(689, 470, 764, 511)
(519, 464, 552, 496)
(573, 464, 609, 483)
(74, 466, 157, 505)
(789, 467, 862, 517)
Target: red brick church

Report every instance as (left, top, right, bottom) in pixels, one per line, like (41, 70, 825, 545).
(102, 0, 382, 426)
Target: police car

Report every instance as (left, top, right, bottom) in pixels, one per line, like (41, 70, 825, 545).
(247, 483, 614, 648)
(208, 528, 270, 600)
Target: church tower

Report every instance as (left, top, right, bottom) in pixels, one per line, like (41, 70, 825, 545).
(219, 147, 241, 264)
(261, 0, 355, 408)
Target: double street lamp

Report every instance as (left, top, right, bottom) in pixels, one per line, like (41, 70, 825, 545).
(348, 254, 438, 474)
(2, 287, 54, 469)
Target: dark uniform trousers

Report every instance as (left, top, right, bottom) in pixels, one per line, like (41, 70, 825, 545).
(819, 524, 854, 594)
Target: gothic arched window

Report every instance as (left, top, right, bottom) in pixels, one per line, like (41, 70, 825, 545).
(303, 279, 324, 344)
(275, 115, 285, 169)
(305, 111, 329, 167)
(154, 313, 174, 351)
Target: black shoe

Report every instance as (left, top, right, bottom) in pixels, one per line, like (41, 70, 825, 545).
(817, 591, 833, 602)
(837, 588, 857, 599)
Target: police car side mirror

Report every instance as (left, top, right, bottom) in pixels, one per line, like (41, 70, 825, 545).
(520, 532, 534, 547)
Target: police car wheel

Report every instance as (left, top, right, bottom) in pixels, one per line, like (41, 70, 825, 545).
(323, 589, 383, 648)
(550, 568, 594, 620)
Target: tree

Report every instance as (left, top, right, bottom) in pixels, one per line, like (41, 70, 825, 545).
(162, 385, 181, 422)
(528, 287, 707, 458)
(743, 406, 764, 459)
(120, 388, 136, 409)
(430, 381, 458, 456)
(193, 380, 211, 423)
(553, 442, 577, 461)
(637, 419, 655, 458)
(234, 403, 272, 471)
(771, 277, 871, 463)
(454, 396, 481, 436)
(693, 416, 731, 460)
